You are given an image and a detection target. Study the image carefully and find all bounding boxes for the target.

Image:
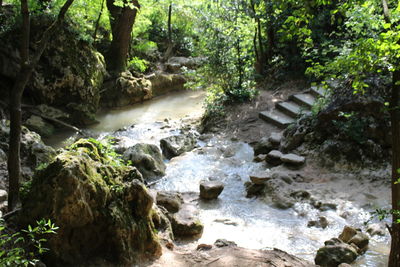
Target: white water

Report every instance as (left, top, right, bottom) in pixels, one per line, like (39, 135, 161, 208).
(46, 89, 390, 266)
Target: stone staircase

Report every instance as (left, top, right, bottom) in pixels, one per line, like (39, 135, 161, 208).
(259, 86, 326, 128)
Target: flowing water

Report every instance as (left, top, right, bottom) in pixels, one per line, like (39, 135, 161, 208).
(46, 89, 390, 266)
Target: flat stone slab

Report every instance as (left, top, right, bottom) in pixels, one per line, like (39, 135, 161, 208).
(249, 171, 272, 184)
(200, 181, 224, 200)
(267, 150, 283, 159)
(259, 110, 295, 128)
(290, 93, 316, 108)
(309, 86, 326, 97)
(280, 154, 305, 165)
(276, 101, 304, 118)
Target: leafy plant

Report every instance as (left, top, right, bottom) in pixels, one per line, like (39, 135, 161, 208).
(0, 219, 58, 266)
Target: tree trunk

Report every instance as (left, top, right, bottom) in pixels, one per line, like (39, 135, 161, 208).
(7, 0, 75, 211)
(106, 0, 140, 73)
(389, 69, 400, 267)
(92, 0, 105, 42)
(163, 3, 173, 61)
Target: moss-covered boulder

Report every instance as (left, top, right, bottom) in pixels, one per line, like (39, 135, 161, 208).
(0, 15, 106, 125)
(19, 139, 161, 266)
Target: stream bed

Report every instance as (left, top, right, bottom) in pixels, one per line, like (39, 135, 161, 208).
(46, 90, 390, 266)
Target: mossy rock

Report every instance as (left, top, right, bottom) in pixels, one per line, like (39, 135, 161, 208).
(19, 139, 161, 266)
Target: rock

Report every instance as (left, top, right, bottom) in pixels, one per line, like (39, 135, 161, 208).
(272, 194, 294, 210)
(315, 238, 358, 267)
(338, 264, 352, 267)
(348, 232, 369, 252)
(0, 148, 6, 162)
(123, 143, 166, 180)
(366, 223, 386, 236)
(339, 226, 358, 243)
(318, 203, 337, 211)
(197, 244, 213, 250)
(272, 171, 294, 184)
(0, 190, 7, 202)
(266, 150, 283, 166)
(214, 239, 237, 248)
(249, 171, 272, 184)
(19, 139, 161, 265)
(160, 134, 196, 159)
(156, 191, 183, 213)
(307, 216, 328, 229)
(290, 190, 311, 200)
(149, 72, 186, 96)
(102, 71, 152, 108)
(171, 204, 204, 237)
(36, 104, 70, 120)
(25, 115, 55, 137)
(253, 154, 267, 162)
(268, 132, 282, 146)
(245, 182, 265, 198)
(253, 137, 276, 155)
(280, 153, 306, 166)
(165, 63, 182, 73)
(199, 181, 224, 200)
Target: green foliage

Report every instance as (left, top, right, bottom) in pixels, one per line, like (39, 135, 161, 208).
(128, 57, 149, 73)
(332, 112, 368, 144)
(0, 219, 58, 266)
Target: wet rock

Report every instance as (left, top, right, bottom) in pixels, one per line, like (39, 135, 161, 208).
(214, 218, 239, 226)
(25, 115, 55, 137)
(272, 194, 294, 210)
(197, 244, 213, 250)
(36, 104, 70, 120)
(171, 204, 204, 237)
(249, 171, 272, 184)
(149, 72, 186, 96)
(307, 216, 328, 229)
(156, 191, 183, 213)
(266, 150, 283, 166)
(348, 232, 369, 252)
(339, 226, 358, 243)
(253, 137, 275, 155)
(214, 239, 237, 248)
(366, 223, 386, 236)
(313, 202, 337, 211)
(0, 189, 7, 202)
(102, 71, 152, 108)
(253, 154, 267, 162)
(280, 153, 305, 166)
(315, 238, 358, 267)
(123, 143, 166, 180)
(19, 139, 161, 265)
(199, 181, 224, 200)
(160, 134, 196, 159)
(245, 182, 265, 197)
(272, 171, 294, 184)
(290, 190, 311, 200)
(269, 132, 282, 146)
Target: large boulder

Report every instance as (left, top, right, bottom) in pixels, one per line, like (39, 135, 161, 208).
(123, 143, 166, 180)
(160, 134, 197, 159)
(315, 238, 358, 267)
(171, 204, 204, 237)
(25, 115, 55, 138)
(199, 181, 224, 200)
(156, 191, 183, 213)
(101, 71, 152, 108)
(148, 72, 187, 96)
(19, 139, 161, 265)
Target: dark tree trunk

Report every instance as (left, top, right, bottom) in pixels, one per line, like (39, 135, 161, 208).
(389, 69, 400, 267)
(163, 3, 173, 61)
(7, 0, 75, 211)
(106, 0, 140, 73)
(93, 0, 105, 42)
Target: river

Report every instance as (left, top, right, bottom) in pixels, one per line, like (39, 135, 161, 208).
(45, 89, 390, 266)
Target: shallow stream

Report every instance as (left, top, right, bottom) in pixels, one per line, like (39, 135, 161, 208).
(46, 90, 390, 266)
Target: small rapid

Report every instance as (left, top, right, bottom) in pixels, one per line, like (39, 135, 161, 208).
(45, 89, 390, 266)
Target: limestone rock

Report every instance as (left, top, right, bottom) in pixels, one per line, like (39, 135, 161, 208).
(307, 216, 328, 229)
(149, 72, 186, 96)
(348, 232, 369, 252)
(25, 115, 55, 137)
(253, 137, 276, 155)
(171, 204, 204, 236)
(19, 139, 161, 265)
(338, 226, 358, 243)
(123, 143, 166, 180)
(281, 153, 305, 166)
(0, 148, 6, 162)
(266, 150, 283, 166)
(199, 181, 224, 200)
(268, 132, 282, 146)
(272, 194, 294, 209)
(366, 223, 386, 236)
(315, 238, 358, 267)
(156, 191, 183, 213)
(249, 171, 272, 184)
(253, 154, 267, 162)
(214, 239, 237, 248)
(160, 134, 196, 159)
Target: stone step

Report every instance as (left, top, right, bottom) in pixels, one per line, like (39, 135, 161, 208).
(259, 110, 295, 128)
(275, 101, 306, 118)
(290, 93, 316, 109)
(309, 86, 326, 97)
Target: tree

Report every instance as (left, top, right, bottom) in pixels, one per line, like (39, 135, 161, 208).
(7, 0, 75, 211)
(106, 0, 140, 73)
